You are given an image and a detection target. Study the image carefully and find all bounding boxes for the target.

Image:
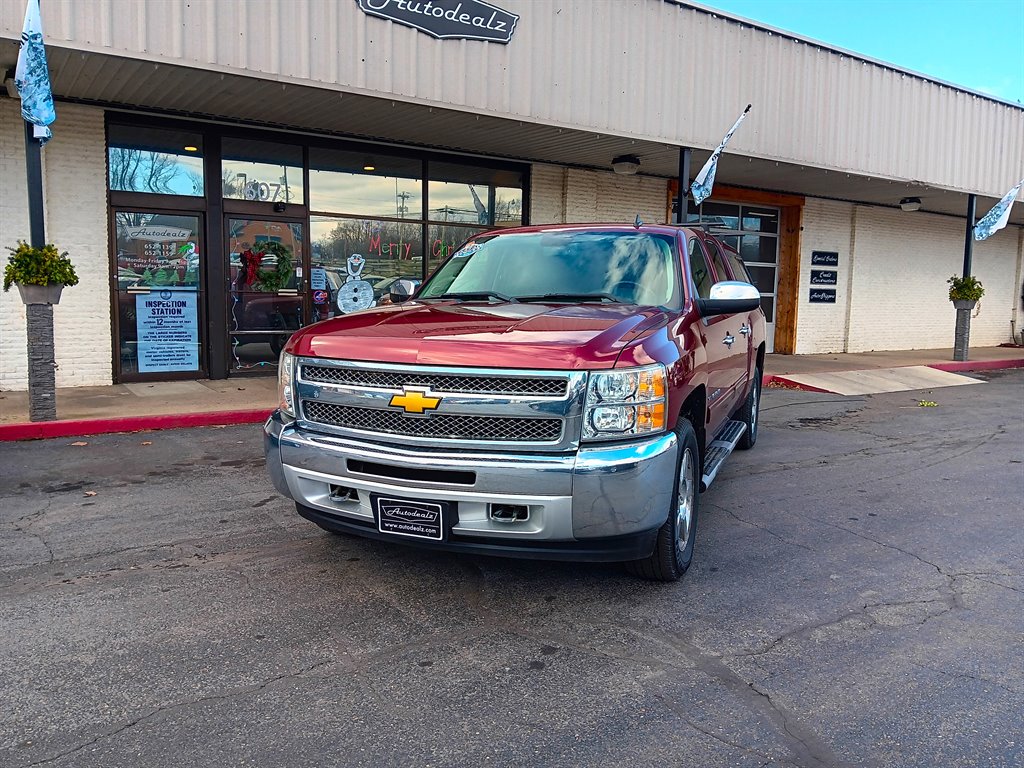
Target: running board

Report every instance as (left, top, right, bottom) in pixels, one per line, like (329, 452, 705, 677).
(701, 419, 747, 492)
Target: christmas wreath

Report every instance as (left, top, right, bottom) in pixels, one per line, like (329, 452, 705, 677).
(240, 240, 293, 292)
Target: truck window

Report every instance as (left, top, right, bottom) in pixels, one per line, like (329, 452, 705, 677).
(704, 240, 732, 287)
(724, 248, 753, 285)
(688, 238, 713, 299)
(419, 231, 680, 307)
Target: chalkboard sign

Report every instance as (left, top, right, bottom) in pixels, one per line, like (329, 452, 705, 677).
(810, 269, 837, 286)
(809, 289, 837, 304)
(811, 251, 840, 266)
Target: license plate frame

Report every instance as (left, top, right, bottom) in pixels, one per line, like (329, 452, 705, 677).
(372, 494, 448, 541)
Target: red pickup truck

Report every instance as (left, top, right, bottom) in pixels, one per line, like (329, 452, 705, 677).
(265, 223, 766, 580)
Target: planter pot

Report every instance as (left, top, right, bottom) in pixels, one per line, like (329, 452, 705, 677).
(16, 283, 63, 305)
(952, 299, 977, 311)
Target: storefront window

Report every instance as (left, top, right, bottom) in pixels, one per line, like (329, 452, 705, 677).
(114, 211, 203, 376)
(222, 138, 304, 205)
(427, 223, 490, 274)
(311, 216, 424, 308)
(108, 125, 204, 196)
(310, 149, 422, 218)
(427, 161, 523, 228)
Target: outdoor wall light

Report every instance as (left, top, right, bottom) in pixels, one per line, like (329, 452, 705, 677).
(3, 73, 17, 99)
(363, 158, 376, 172)
(899, 197, 922, 212)
(183, 145, 198, 152)
(611, 154, 641, 175)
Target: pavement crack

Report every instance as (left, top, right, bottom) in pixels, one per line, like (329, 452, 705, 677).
(614, 622, 862, 768)
(708, 502, 815, 552)
(908, 662, 1023, 696)
(21, 658, 340, 767)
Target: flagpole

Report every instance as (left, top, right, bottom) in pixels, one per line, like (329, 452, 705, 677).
(24, 119, 45, 248)
(675, 147, 691, 224)
(962, 193, 976, 279)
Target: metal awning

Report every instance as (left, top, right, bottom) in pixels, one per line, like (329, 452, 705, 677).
(2, 45, 1021, 225)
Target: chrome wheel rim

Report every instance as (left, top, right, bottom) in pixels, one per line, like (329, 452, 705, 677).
(676, 447, 695, 554)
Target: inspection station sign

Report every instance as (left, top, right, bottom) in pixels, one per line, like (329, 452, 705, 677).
(356, 0, 519, 43)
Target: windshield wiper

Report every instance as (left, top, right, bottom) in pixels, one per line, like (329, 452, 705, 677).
(433, 291, 519, 303)
(517, 292, 623, 303)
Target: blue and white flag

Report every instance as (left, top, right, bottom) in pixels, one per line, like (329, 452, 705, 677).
(14, 0, 56, 144)
(690, 104, 751, 206)
(974, 178, 1023, 241)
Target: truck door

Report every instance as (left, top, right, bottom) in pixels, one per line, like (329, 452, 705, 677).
(703, 238, 748, 422)
(688, 238, 739, 434)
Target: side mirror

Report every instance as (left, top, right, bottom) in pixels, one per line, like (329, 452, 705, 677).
(695, 281, 761, 316)
(389, 279, 420, 304)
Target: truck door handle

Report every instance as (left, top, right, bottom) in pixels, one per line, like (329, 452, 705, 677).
(723, 334, 735, 347)
(739, 324, 750, 336)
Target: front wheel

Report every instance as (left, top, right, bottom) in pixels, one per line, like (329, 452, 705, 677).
(626, 419, 700, 582)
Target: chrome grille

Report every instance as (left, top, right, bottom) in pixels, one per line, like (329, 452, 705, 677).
(302, 401, 563, 442)
(301, 365, 567, 397)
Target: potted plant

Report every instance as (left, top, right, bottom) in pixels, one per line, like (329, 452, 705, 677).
(947, 274, 984, 310)
(3, 241, 79, 305)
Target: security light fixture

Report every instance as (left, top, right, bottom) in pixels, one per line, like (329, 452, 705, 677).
(363, 158, 376, 172)
(611, 154, 641, 175)
(899, 197, 922, 212)
(183, 145, 199, 152)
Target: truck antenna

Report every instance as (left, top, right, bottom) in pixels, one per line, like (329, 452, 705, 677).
(634, 214, 643, 229)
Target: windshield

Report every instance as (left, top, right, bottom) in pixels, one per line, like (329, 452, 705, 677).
(418, 231, 680, 307)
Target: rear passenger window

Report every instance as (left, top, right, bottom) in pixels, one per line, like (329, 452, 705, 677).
(725, 249, 753, 284)
(688, 238, 713, 299)
(704, 240, 731, 286)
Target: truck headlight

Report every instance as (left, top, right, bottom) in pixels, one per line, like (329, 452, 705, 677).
(583, 364, 667, 441)
(278, 352, 295, 416)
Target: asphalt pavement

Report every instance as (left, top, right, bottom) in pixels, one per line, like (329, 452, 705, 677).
(1, 370, 1022, 768)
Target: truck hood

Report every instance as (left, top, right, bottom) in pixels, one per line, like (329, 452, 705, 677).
(289, 301, 670, 369)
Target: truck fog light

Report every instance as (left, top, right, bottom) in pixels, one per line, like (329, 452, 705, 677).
(592, 405, 635, 432)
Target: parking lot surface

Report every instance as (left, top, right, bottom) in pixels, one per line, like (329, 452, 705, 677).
(1, 371, 1022, 768)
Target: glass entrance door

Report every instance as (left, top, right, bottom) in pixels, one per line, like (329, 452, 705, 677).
(113, 211, 205, 379)
(226, 218, 305, 372)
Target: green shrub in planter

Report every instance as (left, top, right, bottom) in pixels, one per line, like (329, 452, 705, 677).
(3, 241, 79, 291)
(947, 274, 984, 303)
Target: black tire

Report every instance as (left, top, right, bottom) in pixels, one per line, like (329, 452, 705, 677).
(626, 419, 700, 582)
(735, 365, 761, 450)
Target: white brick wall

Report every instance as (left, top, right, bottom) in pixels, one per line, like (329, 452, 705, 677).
(797, 199, 1023, 353)
(0, 101, 111, 392)
(530, 164, 668, 225)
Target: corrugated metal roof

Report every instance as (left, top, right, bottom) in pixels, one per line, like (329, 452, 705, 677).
(0, 0, 1020, 222)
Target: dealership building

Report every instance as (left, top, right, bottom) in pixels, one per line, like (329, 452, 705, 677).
(1, 0, 1022, 391)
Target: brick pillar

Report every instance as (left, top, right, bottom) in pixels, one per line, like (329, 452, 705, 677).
(26, 303, 58, 421)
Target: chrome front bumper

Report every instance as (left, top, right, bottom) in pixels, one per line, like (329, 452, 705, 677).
(265, 411, 678, 557)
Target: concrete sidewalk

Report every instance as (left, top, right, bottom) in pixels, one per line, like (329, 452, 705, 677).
(1, 345, 1022, 439)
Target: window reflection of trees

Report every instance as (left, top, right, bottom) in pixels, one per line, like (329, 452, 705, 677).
(108, 148, 203, 196)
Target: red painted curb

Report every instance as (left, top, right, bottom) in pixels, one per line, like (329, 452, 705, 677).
(928, 359, 1024, 373)
(0, 409, 272, 442)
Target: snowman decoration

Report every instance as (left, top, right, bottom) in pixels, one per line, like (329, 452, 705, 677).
(337, 253, 376, 314)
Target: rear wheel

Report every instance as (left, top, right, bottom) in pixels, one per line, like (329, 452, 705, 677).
(626, 419, 700, 582)
(735, 366, 761, 450)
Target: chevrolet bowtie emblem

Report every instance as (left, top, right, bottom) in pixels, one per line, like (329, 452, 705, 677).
(389, 386, 442, 415)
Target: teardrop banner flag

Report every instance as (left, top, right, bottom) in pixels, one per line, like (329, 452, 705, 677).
(14, 0, 56, 143)
(974, 178, 1024, 241)
(690, 104, 752, 206)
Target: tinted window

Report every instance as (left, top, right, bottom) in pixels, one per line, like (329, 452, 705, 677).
(704, 240, 731, 285)
(724, 248, 753, 284)
(688, 238, 713, 299)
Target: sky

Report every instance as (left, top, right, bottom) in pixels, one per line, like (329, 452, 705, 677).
(698, 0, 1024, 104)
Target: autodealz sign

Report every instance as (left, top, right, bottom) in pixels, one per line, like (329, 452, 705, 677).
(356, 0, 519, 43)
